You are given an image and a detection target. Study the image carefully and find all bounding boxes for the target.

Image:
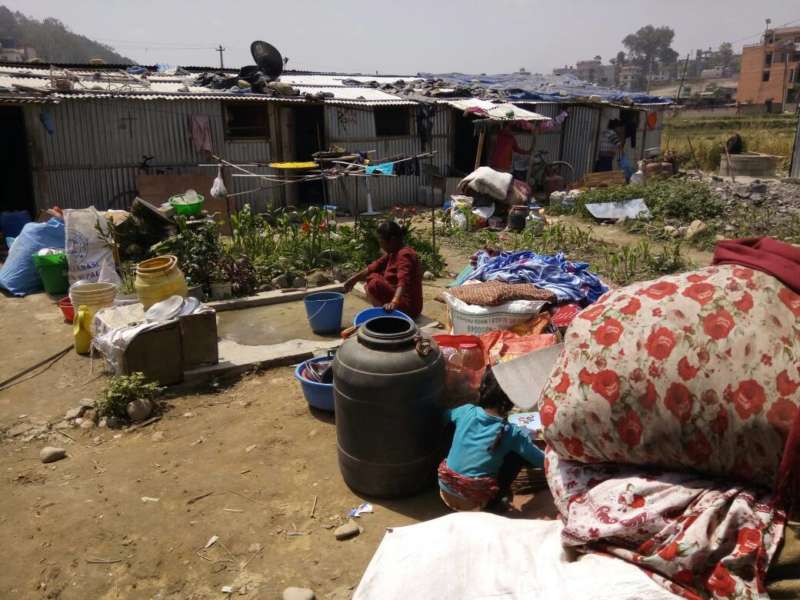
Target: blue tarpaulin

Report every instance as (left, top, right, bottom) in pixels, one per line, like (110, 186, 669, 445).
(464, 250, 608, 304)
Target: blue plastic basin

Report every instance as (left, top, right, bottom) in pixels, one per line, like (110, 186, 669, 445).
(353, 306, 412, 327)
(294, 356, 335, 412)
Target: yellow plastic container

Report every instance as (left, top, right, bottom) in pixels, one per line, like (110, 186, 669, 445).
(135, 255, 188, 310)
(74, 305, 92, 355)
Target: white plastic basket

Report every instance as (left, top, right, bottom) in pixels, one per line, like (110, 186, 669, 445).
(443, 293, 547, 335)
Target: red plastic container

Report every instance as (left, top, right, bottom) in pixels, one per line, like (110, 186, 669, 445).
(58, 296, 75, 323)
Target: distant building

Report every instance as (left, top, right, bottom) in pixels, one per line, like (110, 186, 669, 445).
(737, 26, 800, 107)
(555, 59, 615, 85)
(0, 40, 37, 63)
(553, 65, 576, 77)
(619, 65, 643, 91)
(700, 66, 726, 79)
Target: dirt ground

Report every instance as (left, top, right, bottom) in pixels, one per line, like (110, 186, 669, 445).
(0, 239, 562, 600)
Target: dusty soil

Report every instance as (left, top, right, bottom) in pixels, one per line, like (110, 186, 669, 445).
(0, 239, 561, 600)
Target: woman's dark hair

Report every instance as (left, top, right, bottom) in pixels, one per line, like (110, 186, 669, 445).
(377, 220, 405, 242)
(478, 368, 514, 452)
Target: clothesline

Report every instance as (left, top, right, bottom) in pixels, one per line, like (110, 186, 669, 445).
(203, 150, 439, 199)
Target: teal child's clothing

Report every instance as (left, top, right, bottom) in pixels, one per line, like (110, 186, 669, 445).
(442, 404, 544, 480)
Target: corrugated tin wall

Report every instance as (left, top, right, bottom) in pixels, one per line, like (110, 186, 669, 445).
(791, 117, 800, 179)
(560, 105, 600, 181)
(528, 103, 563, 165)
(323, 104, 452, 212)
(23, 99, 274, 211)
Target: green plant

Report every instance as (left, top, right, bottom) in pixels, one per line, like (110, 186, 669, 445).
(229, 204, 274, 260)
(151, 217, 222, 288)
(97, 372, 162, 421)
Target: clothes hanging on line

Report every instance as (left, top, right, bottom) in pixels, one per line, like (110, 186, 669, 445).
(190, 115, 213, 153)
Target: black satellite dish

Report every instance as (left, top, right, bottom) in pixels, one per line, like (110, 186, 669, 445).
(250, 41, 284, 81)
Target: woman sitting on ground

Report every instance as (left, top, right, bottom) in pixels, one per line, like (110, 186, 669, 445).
(438, 368, 544, 512)
(342, 220, 423, 319)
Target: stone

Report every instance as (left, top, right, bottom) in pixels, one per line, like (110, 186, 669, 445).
(750, 181, 768, 195)
(685, 220, 707, 240)
(80, 419, 96, 430)
(283, 587, 315, 600)
(82, 409, 98, 424)
(106, 416, 124, 429)
(292, 276, 307, 289)
(663, 225, 677, 237)
(423, 271, 435, 281)
(334, 519, 360, 541)
(40, 447, 67, 464)
(151, 431, 165, 442)
(127, 398, 153, 423)
(307, 271, 332, 287)
(64, 406, 83, 420)
(271, 274, 291, 289)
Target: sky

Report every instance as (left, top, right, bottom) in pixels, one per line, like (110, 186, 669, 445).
(7, 0, 800, 74)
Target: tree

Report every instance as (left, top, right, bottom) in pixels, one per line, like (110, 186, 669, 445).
(622, 25, 677, 90)
(717, 42, 734, 69)
(623, 25, 676, 64)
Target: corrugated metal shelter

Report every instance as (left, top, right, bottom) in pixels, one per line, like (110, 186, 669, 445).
(512, 101, 670, 182)
(0, 62, 671, 218)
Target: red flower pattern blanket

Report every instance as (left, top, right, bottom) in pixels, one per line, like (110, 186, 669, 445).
(539, 263, 800, 598)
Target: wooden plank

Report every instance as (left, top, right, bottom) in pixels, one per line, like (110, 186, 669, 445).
(579, 170, 626, 189)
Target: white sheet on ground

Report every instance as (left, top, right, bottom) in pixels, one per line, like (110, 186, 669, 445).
(353, 513, 678, 600)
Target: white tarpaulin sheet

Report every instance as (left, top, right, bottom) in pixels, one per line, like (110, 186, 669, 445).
(354, 513, 679, 600)
(441, 98, 550, 121)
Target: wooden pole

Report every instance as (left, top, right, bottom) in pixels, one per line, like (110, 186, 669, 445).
(676, 53, 690, 102)
(474, 128, 486, 171)
(724, 144, 736, 183)
(686, 136, 702, 175)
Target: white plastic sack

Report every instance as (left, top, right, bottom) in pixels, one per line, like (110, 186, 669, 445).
(64, 207, 120, 285)
(210, 166, 228, 198)
(354, 513, 678, 600)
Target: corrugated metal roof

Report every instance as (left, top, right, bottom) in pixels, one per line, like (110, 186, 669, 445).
(439, 98, 550, 121)
(279, 74, 420, 86)
(0, 70, 414, 104)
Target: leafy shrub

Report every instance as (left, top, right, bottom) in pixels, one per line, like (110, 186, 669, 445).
(97, 372, 162, 421)
(570, 179, 724, 222)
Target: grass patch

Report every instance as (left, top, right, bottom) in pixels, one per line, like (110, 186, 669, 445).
(552, 179, 724, 222)
(662, 113, 797, 171)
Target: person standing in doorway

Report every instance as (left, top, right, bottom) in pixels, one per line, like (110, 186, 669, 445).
(489, 122, 531, 174)
(342, 221, 423, 319)
(595, 119, 624, 172)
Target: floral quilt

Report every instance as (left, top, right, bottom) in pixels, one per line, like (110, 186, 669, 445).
(540, 265, 800, 488)
(546, 448, 785, 599)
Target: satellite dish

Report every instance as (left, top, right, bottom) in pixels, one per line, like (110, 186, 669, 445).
(250, 41, 284, 81)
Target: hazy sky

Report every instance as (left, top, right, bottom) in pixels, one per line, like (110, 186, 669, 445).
(8, 1, 799, 74)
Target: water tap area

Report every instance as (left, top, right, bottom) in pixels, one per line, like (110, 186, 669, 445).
(215, 294, 373, 346)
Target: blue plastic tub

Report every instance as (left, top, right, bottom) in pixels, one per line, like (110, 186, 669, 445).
(304, 291, 344, 334)
(353, 306, 412, 327)
(294, 356, 335, 412)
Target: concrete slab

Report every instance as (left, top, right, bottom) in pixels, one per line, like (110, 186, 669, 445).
(183, 337, 343, 385)
(207, 283, 345, 312)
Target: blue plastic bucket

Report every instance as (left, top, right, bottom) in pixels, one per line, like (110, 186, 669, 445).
(304, 291, 344, 334)
(294, 356, 335, 412)
(353, 306, 412, 327)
